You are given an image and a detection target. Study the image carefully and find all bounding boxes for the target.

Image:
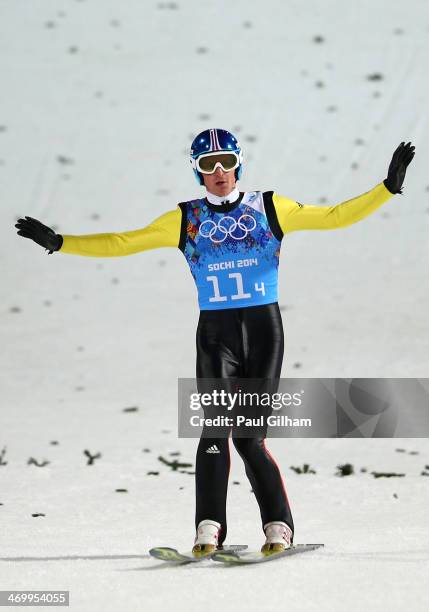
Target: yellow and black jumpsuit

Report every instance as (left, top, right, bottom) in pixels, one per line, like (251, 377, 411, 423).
(59, 181, 394, 543)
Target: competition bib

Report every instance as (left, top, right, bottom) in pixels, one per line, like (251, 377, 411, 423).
(179, 191, 282, 310)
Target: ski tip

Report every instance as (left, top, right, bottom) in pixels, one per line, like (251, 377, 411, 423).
(149, 547, 185, 562)
(149, 547, 176, 553)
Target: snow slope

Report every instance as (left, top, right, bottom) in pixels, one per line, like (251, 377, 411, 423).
(1, 1, 428, 611)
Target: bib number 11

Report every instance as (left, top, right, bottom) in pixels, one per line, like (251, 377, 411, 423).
(207, 273, 265, 303)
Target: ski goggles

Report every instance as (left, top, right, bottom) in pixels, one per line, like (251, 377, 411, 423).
(193, 152, 241, 175)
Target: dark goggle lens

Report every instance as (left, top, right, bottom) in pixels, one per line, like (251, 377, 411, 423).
(198, 153, 238, 173)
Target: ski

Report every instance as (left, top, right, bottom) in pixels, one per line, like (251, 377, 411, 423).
(211, 543, 324, 565)
(149, 544, 248, 564)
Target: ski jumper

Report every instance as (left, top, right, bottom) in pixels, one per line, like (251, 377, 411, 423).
(59, 181, 394, 543)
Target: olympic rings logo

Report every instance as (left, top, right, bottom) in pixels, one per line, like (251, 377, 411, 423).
(199, 215, 257, 243)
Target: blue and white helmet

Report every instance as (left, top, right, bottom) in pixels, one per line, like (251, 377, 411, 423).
(190, 128, 243, 185)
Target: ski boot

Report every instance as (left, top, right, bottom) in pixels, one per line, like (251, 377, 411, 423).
(192, 519, 221, 557)
(261, 521, 293, 555)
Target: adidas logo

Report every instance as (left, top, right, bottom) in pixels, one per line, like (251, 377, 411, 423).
(205, 444, 220, 454)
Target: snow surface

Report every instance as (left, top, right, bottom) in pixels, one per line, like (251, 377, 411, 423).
(1, 1, 429, 611)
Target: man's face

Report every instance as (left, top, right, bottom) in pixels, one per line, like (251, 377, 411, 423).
(202, 166, 237, 197)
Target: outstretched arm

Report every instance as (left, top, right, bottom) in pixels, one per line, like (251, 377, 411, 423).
(15, 207, 182, 256)
(273, 181, 393, 234)
(273, 141, 415, 235)
(59, 208, 181, 256)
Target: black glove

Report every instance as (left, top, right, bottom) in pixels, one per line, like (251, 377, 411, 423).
(15, 216, 63, 254)
(383, 141, 415, 194)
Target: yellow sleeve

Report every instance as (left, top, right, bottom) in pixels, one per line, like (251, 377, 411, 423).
(59, 207, 182, 257)
(273, 181, 394, 235)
